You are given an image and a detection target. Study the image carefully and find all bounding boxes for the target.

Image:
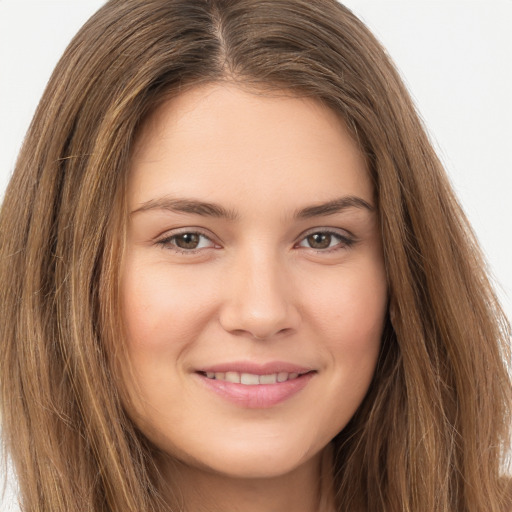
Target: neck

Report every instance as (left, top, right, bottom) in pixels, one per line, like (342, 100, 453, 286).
(161, 446, 335, 512)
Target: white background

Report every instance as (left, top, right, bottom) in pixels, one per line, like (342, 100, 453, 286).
(1, 1, 511, 510)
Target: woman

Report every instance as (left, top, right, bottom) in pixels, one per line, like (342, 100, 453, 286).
(0, 1, 510, 511)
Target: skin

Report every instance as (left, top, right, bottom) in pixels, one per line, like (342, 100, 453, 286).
(121, 83, 388, 511)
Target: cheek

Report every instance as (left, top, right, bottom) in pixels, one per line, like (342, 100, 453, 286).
(121, 258, 217, 353)
(119, 261, 202, 436)
(323, 284, 385, 390)
(303, 256, 388, 347)
(300, 258, 387, 425)
(118, 258, 218, 419)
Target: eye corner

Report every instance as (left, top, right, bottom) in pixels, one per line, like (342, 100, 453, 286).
(155, 229, 221, 254)
(295, 228, 357, 253)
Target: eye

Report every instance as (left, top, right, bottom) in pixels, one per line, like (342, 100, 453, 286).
(297, 230, 354, 251)
(157, 231, 217, 252)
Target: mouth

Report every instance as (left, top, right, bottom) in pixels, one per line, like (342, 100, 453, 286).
(198, 370, 310, 385)
(195, 365, 316, 408)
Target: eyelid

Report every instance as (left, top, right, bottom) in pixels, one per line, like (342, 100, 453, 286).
(153, 226, 356, 254)
(295, 227, 356, 251)
(155, 227, 221, 252)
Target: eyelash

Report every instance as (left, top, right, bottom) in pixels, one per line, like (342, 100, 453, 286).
(155, 228, 356, 254)
(296, 229, 356, 253)
(156, 230, 218, 254)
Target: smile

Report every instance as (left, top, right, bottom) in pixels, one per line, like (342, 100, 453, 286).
(201, 371, 305, 385)
(195, 366, 316, 408)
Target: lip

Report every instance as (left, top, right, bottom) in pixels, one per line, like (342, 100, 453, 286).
(197, 361, 313, 375)
(194, 361, 316, 409)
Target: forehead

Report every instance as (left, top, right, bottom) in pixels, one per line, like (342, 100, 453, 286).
(129, 83, 372, 213)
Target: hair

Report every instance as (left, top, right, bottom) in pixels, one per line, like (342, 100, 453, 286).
(0, 0, 510, 510)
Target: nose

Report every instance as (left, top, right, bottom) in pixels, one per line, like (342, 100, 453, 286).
(218, 248, 300, 340)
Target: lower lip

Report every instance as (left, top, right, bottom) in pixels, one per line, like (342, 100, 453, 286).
(196, 372, 315, 408)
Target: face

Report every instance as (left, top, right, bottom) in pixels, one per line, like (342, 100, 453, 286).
(121, 83, 387, 480)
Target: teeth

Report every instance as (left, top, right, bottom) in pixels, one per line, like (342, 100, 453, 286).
(203, 371, 303, 385)
(259, 373, 277, 384)
(225, 371, 240, 383)
(277, 372, 289, 383)
(240, 373, 259, 385)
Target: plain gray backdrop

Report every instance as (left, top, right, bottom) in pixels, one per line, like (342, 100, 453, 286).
(1, 1, 511, 510)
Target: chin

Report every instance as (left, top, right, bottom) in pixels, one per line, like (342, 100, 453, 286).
(155, 430, 325, 481)
(215, 453, 312, 479)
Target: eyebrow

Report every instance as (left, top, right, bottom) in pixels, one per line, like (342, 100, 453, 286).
(130, 195, 374, 219)
(131, 197, 239, 220)
(295, 196, 375, 218)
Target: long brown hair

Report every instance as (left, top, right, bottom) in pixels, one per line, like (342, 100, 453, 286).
(1, 1, 510, 510)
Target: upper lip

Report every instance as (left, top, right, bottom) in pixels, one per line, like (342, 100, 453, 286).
(196, 361, 314, 375)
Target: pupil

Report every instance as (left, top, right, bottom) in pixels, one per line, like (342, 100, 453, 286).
(308, 233, 331, 249)
(176, 233, 200, 249)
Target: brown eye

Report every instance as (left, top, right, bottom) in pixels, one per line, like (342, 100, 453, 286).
(174, 233, 201, 249)
(298, 230, 354, 251)
(157, 231, 216, 252)
(306, 233, 333, 249)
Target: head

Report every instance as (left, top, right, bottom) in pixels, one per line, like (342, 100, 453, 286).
(0, 1, 510, 511)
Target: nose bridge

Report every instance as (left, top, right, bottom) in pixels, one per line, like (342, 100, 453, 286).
(219, 243, 297, 339)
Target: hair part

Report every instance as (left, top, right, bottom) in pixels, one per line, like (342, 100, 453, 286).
(1, 1, 510, 511)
